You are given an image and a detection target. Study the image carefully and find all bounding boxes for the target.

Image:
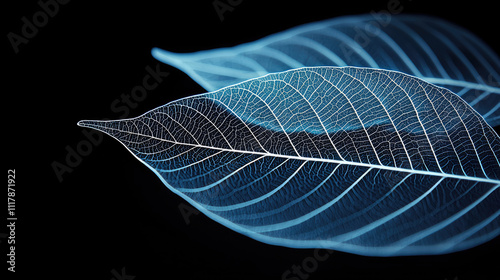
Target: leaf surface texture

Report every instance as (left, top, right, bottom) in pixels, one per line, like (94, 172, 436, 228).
(79, 67, 500, 256)
(152, 15, 500, 126)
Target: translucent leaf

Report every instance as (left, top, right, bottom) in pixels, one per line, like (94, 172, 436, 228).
(79, 67, 500, 256)
(152, 15, 500, 126)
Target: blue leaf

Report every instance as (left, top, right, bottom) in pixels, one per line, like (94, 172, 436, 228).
(78, 66, 500, 256)
(152, 15, 500, 127)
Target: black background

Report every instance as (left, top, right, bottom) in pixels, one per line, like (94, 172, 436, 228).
(4, 0, 500, 279)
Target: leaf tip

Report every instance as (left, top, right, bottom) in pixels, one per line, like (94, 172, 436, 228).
(77, 118, 135, 144)
(77, 119, 111, 134)
(76, 120, 88, 127)
(151, 47, 182, 67)
(77, 119, 96, 128)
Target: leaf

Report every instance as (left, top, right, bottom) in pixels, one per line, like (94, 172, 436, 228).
(152, 14, 500, 127)
(78, 66, 500, 256)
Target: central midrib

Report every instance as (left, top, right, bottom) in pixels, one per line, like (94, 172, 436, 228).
(117, 128, 500, 185)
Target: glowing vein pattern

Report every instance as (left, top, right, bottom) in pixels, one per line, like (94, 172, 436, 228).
(152, 15, 500, 127)
(79, 67, 500, 256)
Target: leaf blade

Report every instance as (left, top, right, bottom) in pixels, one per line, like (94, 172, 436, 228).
(152, 15, 500, 126)
(78, 66, 500, 256)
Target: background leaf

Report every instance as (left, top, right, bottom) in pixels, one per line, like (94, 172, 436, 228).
(79, 66, 500, 256)
(152, 14, 500, 127)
